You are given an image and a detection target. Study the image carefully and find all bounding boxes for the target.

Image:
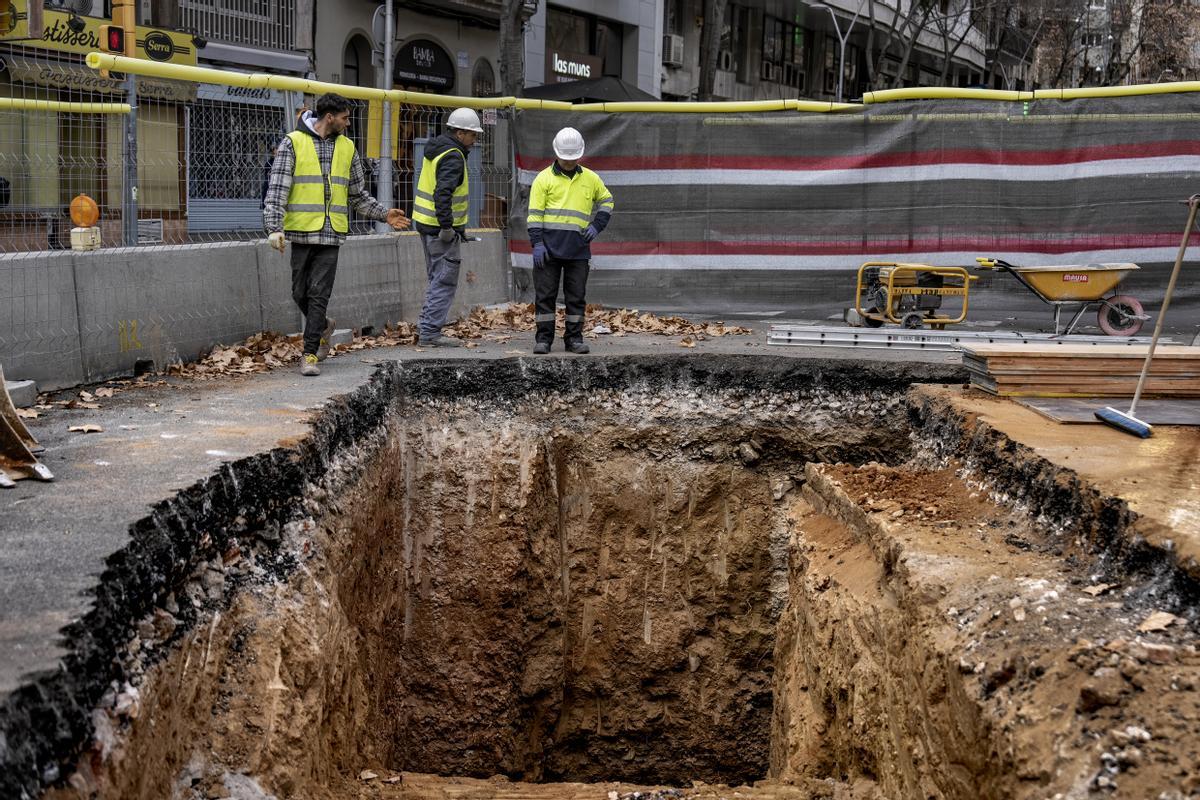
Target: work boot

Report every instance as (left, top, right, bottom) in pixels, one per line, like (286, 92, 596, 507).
(316, 317, 336, 361)
(565, 340, 590, 354)
(532, 342, 550, 355)
(300, 354, 320, 376)
(418, 335, 463, 348)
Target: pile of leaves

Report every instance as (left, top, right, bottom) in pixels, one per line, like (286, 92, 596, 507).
(166, 331, 304, 380)
(446, 303, 753, 340)
(32, 305, 755, 414)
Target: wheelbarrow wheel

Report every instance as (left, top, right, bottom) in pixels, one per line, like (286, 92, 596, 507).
(863, 308, 885, 328)
(901, 312, 924, 329)
(1098, 294, 1145, 337)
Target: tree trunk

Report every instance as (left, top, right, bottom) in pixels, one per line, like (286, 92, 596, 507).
(500, 0, 529, 98)
(698, 0, 729, 101)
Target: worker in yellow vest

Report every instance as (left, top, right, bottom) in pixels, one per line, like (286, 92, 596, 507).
(411, 107, 482, 347)
(526, 127, 615, 354)
(264, 93, 410, 376)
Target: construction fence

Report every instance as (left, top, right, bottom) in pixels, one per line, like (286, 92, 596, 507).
(0, 42, 514, 251)
(3, 46, 1200, 360)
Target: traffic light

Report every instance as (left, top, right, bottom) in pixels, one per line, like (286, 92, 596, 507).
(111, 0, 136, 56)
(99, 24, 125, 54)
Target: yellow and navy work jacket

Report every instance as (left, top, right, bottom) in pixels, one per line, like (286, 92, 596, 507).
(412, 132, 470, 234)
(527, 162, 614, 261)
(283, 130, 354, 234)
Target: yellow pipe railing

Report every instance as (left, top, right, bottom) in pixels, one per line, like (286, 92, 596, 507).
(1033, 81, 1200, 100)
(864, 82, 1200, 104)
(863, 87, 1036, 103)
(86, 53, 857, 114)
(0, 96, 130, 113)
(88, 52, 1200, 112)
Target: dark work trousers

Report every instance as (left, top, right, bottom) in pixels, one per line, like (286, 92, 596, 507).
(534, 257, 589, 346)
(291, 243, 340, 355)
(418, 233, 462, 339)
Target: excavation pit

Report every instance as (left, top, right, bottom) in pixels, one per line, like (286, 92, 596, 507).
(16, 357, 1200, 800)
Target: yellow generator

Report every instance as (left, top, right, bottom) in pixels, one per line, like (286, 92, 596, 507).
(852, 261, 976, 330)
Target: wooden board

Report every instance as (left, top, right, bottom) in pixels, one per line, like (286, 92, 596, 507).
(1017, 397, 1200, 425)
(961, 344, 1200, 358)
(962, 344, 1200, 399)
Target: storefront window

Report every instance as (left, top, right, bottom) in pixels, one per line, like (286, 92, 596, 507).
(547, 7, 590, 55)
(547, 6, 625, 80)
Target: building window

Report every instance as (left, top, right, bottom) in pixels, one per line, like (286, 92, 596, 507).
(1082, 32, 1103, 47)
(547, 7, 591, 55)
(664, 0, 683, 36)
(763, 14, 806, 67)
(472, 59, 497, 97)
(546, 6, 625, 80)
(343, 36, 365, 86)
(595, 19, 624, 78)
(720, 3, 752, 81)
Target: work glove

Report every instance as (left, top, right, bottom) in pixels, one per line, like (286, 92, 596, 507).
(438, 228, 456, 244)
(267, 232, 286, 253)
(532, 243, 547, 268)
(583, 225, 599, 243)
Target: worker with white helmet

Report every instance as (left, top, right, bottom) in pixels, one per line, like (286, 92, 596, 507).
(526, 126, 615, 354)
(411, 107, 483, 347)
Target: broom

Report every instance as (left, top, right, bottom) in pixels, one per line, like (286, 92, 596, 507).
(1095, 195, 1200, 437)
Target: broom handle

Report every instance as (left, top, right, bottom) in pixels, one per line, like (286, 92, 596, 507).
(1129, 195, 1200, 417)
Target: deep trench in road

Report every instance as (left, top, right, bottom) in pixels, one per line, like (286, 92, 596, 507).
(8, 356, 1198, 800)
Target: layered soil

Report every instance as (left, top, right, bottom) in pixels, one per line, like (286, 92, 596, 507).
(7, 357, 1196, 800)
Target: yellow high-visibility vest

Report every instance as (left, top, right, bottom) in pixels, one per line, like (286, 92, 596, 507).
(283, 131, 354, 233)
(527, 165, 614, 234)
(412, 148, 469, 228)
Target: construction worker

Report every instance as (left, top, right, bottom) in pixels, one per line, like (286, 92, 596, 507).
(526, 127, 614, 354)
(264, 92, 410, 377)
(411, 107, 483, 347)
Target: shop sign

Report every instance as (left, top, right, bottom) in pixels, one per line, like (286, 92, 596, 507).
(0, 55, 196, 101)
(394, 38, 455, 91)
(545, 49, 601, 83)
(0, 0, 198, 66)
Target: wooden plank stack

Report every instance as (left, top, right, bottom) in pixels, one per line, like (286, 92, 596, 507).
(960, 344, 1200, 397)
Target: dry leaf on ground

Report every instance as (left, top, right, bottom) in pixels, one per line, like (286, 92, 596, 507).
(16, 408, 38, 419)
(1138, 611, 1179, 632)
(68, 424, 103, 433)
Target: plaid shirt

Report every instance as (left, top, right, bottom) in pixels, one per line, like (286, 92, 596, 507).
(263, 128, 389, 246)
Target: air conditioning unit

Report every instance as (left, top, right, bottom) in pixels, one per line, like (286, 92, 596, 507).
(663, 34, 685, 68)
(760, 60, 781, 82)
(784, 62, 805, 90)
(717, 49, 734, 72)
(47, 0, 96, 13)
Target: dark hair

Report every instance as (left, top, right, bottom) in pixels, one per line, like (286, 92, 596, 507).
(315, 93, 352, 118)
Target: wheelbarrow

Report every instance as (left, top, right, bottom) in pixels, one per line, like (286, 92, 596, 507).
(853, 262, 976, 329)
(974, 258, 1149, 336)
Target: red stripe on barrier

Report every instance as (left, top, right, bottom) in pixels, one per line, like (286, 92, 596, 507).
(515, 140, 1200, 172)
(510, 231, 1200, 256)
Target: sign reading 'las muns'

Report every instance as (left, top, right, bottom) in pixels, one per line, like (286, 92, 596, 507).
(545, 50, 602, 84)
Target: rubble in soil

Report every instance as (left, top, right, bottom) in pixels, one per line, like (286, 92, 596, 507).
(7, 356, 1199, 800)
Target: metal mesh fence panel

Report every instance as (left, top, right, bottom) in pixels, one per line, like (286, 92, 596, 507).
(0, 41, 512, 253)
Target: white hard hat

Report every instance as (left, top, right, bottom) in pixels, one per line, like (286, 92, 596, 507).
(447, 107, 483, 133)
(552, 127, 585, 160)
